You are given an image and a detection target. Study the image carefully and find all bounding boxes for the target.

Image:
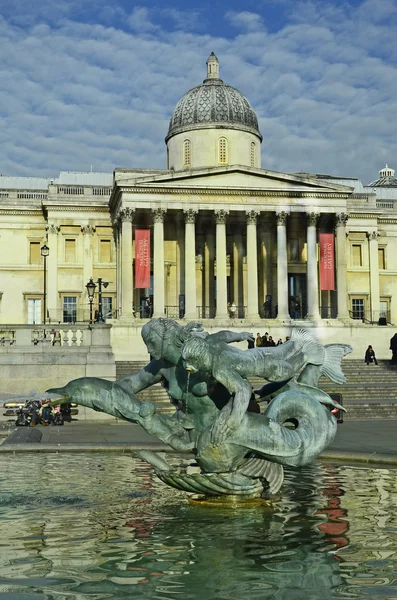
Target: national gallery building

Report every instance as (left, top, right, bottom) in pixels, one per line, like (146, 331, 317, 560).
(1, 53, 397, 357)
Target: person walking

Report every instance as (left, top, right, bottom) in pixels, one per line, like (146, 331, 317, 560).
(390, 333, 397, 364)
(365, 345, 378, 366)
(255, 333, 262, 347)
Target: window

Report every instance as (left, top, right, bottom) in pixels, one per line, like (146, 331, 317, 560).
(351, 298, 364, 320)
(65, 239, 76, 263)
(352, 244, 362, 267)
(30, 242, 41, 264)
(218, 137, 228, 164)
(183, 139, 191, 167)
(250, 142, 256, 167)
(63, 297, 77, 323)
(100, 239, 111, 263)
(102, 297, 113, 319)
(27, 298, 41, 324)
(378, 248, 385, 269)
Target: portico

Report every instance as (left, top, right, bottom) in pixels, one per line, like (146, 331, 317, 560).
(110, 166, 353, 323)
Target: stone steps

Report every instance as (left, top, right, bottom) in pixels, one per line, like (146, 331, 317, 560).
(116, 359, 397, 420)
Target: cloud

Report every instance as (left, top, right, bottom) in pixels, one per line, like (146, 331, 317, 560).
(0, 0, 395, 184)
(225, 11, 265, 32)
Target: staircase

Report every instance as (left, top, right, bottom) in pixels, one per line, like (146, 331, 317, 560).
(319, 359, 397, 419)
(116, 361, 174, 415)
(116, 359, 397, 420)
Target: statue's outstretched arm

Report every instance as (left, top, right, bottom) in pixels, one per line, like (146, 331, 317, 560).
(116, 359, 165, 394)
(209, 331, 254, 344)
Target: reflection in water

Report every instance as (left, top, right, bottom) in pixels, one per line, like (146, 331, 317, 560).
(0, 455, 395, 599)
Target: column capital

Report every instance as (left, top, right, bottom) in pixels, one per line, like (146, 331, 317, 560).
(152, 208, 166, 223)
(276, 211, 288, 226)
(215, 209, 229, 224)
(46, 224, 60, 235)
(120, 207, 135, 222)
(246, 209, 259, 224)
(335, 213, 348, 227)
(367, 230, 379, 240)
(183, 208, 198, 224)
(307, 212, 320, 226)
(80, 224, 96, 235)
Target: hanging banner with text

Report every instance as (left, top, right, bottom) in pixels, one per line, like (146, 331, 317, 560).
(319, 233, 335, 290)
(135, 229, 150, 288)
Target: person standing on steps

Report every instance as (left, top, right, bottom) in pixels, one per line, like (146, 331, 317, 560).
(365, 345, 378, 366)
(390, 333, 397, 364)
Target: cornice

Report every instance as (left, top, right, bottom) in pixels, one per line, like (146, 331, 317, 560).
(348, 213, 380, 219)
(379, 218, 397, 225)
(116, 186, 350, 199)
(46, 206, 110, 213)
(0, 209, 43, 216)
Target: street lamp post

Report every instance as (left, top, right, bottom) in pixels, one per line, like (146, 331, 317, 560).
(85, 277, 109, 323)
(40, 243, 50, 325)
(85, 278, 96, 324)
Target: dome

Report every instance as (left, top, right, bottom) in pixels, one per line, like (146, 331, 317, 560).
(166, 53, 262, 142)
(368, 164, 397, 187)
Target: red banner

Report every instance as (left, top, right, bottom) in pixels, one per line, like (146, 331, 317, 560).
(319, 233, 335, 291)
(135, 230, 150, 288)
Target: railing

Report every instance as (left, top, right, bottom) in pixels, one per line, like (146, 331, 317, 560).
(0, 324, 111, 348)
(348, 310, 392, 325)
(320, 306, 338, 319)
(228, 305, 246, 319)
(197, 306, 216, 319)
(164, 305, 182, 319)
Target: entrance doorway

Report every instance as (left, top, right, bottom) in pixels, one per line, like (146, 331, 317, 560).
(288, 274, 307, 318)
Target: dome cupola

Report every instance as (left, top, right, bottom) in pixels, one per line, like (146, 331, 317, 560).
(166, 54, 262, 171)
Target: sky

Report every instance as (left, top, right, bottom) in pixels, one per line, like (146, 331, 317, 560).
(0, 0, 396, 183)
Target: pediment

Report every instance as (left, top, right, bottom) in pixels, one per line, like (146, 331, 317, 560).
(116, 165, 353, 194)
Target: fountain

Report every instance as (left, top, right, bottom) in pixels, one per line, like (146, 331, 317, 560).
(48, 319, 351, 501)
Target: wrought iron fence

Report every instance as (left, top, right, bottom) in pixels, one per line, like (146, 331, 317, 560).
(348, 309, 392, 325)
(197, 306, 216, 319)
(320, 306, 338, 319)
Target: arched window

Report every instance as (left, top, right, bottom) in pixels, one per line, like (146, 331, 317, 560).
(183, 139, 191, 167)
(218, 137, 228, 164)
(250, 142, 256, 167)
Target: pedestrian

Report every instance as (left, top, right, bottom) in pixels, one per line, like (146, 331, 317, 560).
(276, 338, 283, 346)
(255, 333, 262, 347)
(365, 345, 378, 366)
(132, 305, 136, 318)
(247, 335, 255, 349)
(268, 335, 276, 347)
(144, 297, 152, 318)
(390, 333, 397, 364)
(261, 332, 269, 347)
(229, 302, 237, 319)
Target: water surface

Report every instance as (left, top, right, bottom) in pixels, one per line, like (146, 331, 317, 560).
(0, 454, 396, 599)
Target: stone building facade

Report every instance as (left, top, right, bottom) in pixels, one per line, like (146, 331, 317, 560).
(1, 53, 397, 358)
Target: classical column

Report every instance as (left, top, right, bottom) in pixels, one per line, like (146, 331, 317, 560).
(120, 208, 134, 317)
(368, 230, 380, 320)
(184, 209, 198, 319)
(246, 210, 259, 319)
(81, 223, 96, 287)
(204, 227, 215, 317)
(306, 212, 320, 320)
(46, 224, 60, 322)
(276, 211, 289, 319)
(233, 231, 243, 314)
(112, 217, 122, 317)
(215, 210, 229, 319)
(335, 213, 349, 319)
(152, 208, 166, 317)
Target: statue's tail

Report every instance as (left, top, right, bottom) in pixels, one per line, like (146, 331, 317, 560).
(290, 329, 352, 385)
